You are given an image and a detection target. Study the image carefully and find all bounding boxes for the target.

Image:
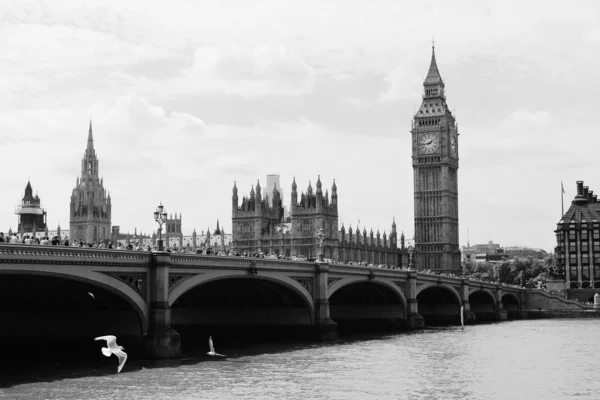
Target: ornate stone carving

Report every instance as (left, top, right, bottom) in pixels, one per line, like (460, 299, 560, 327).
(168, 273, 199, 293)
(292, 277, 313, 296)
(368, 270, 376, 280)
(327, 278, 341, 289)
(102, 272, 147, 301)
(393, 281, 405, 294)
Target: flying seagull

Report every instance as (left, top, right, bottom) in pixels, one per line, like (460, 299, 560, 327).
(95, 335, 128, 372)
(207, 336, 226, 357)
(88, 292, 95, 299)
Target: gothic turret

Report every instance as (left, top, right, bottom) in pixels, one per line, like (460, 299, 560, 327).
(16, 180, 47, 233)
(331, 179, 338, 208)
(70, 122, 111, 243)
(316, 175, 323, 212)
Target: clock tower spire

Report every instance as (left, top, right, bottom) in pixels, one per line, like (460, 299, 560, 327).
(411, 45, 460, 273)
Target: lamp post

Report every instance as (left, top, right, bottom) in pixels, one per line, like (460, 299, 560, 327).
(154, 203, 168, 251)
(408, 244, 415, 270)
(317, 228, 325, 261)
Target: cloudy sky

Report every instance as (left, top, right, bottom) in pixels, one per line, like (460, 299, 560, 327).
(1, 0, 598, 251)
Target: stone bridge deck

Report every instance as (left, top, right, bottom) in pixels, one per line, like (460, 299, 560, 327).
(0, 244, 561, 358)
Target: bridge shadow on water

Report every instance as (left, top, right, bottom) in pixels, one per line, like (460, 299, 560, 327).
(0, 323, 419, 388)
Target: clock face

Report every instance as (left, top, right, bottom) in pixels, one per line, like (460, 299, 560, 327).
(450, 134, 457, 157)
(418, 133, 439, 154)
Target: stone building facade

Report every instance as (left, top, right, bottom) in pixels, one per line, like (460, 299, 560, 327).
(338, 222, 407, 267)
(232, 177, 405, 265)
(69, 122, 112, 243)
(412, 46, 461, 273)
(555, 180, 600, 290)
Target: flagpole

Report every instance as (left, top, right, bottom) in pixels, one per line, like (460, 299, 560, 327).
(561, 181, 565, 217)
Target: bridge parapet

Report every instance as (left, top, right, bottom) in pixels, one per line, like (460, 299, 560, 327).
(0, 244, 151, 266)
(169, 254, 315, 271)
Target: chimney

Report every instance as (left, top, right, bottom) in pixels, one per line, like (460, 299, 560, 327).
(594, 195, 598, 203)
(573, 181, 589, 205)
(577, 181, 584, 196)
(588, 190, 594, 203)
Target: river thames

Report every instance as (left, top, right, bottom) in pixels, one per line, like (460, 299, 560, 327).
(1, 319, 598, 399)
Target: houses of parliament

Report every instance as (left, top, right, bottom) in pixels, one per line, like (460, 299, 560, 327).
(231, 46, 461, 272)
(8, 46, 462, 273)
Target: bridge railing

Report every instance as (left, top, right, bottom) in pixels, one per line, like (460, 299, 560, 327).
(0, 243, 152, 266)
(169, 253, 315, 270)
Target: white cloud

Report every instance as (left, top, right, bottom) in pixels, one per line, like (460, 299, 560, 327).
(160, 44, 316, 97)
(2, 0, 600, 253)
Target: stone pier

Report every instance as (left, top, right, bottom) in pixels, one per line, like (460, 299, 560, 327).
(313, 261, 338, 340)
(405, 271, 424, 329)
(143, 252, 181, 358)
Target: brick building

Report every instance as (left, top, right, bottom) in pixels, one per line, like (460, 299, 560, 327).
(555, 180, 600, 290)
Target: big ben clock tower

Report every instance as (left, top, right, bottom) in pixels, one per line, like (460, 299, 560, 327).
(411, 45, 461, 273)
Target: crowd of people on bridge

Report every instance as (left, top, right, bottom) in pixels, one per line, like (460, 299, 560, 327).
(0, 233, 525, 289)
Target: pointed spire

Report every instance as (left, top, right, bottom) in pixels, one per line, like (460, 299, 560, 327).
(24, 180, 33, 198)
(87, 119, 94, 152)
(424, 43, 444, 87)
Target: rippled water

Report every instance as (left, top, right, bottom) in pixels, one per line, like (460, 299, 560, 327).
(2, 320, 599, 400)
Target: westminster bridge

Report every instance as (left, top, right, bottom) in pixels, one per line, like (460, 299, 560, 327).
(0, 244, 583, 359)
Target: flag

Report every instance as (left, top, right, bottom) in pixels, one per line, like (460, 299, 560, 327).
(561, 181, 565, 194)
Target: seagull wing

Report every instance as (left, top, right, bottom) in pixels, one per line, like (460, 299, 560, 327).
(208, 336, 215, 353)
(95, 335, 118, 349)
(114, 349, 128, 373)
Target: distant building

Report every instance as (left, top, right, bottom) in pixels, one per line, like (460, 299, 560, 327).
(461, 241, 498, 262)
(265, 174, 281, 207)
(15, 180, 47, 235)
(69, 122, 112, 243)
(502, 246, 548, 259)
(232, 176, 405, 265)
(463, 240, 548, 263)
(555, 180, 600, 290)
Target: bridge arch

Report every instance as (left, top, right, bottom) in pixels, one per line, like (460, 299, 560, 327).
(0, 268, 148, 335)
(469, 289, 497, 322)
(416, 283, 461, 303)
(502, 292, 521, 319)
(328, 277, 407, 329)
(416, 283, 462, 325)
(169, 272, 315, 324)
(328, 277, 407, 310)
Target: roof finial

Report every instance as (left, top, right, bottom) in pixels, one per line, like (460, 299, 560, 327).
(87, 119, 94, 152)
(432, 36, 435, 50)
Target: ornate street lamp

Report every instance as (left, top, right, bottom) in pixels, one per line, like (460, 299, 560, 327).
(154, 203, 168, 251)
(408, 244, 415, 270)
(317, 228, 325, 261)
